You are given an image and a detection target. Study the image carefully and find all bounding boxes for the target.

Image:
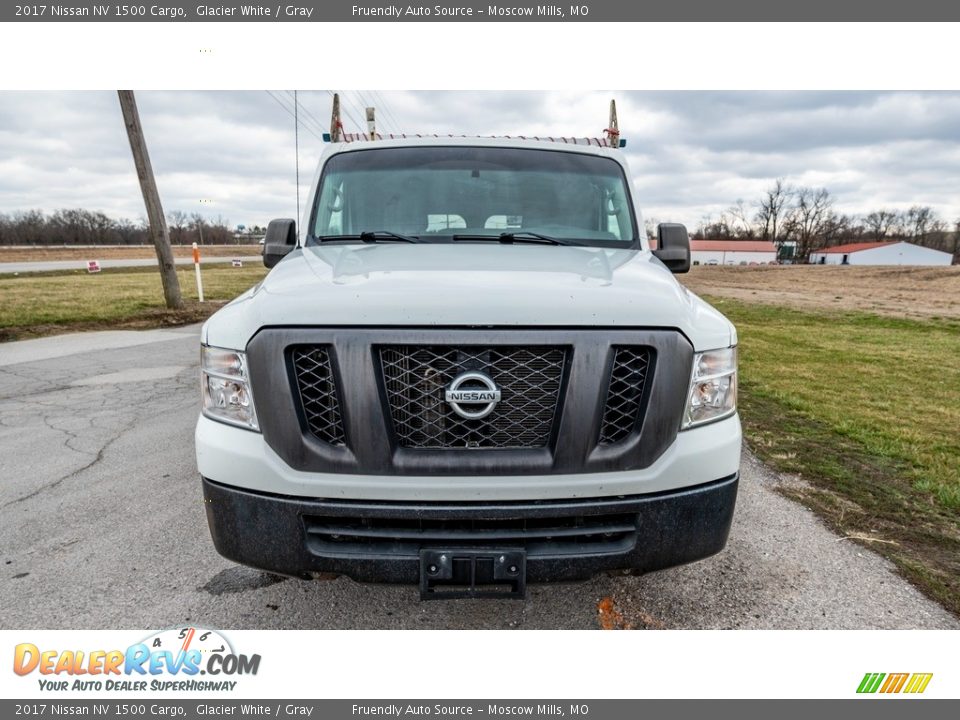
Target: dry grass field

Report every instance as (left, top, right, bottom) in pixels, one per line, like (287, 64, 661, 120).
(682, 264, 960, 320)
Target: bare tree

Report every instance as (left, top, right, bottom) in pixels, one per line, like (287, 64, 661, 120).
(864, 209, 899, 241)
(701, 215, 735, 240)
(191, 213, 206, 245)
(118, 90, 182, 310)
(903, 205, 942, 244)
(167, 210, 188, 246)
(783, 186, 834, 262)
(0, 208, 241, 248)
(114, 217, 142, 245)
(822, 212, 854, 247)
(756, 179, 793, 247)
(728, 200, 755, 238)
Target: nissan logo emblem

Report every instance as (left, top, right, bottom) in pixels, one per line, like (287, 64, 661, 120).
(444, 371, 502, 419)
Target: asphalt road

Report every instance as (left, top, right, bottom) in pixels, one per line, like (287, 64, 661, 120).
(0, 256, 244, 274)
(0, 327, 957, 630)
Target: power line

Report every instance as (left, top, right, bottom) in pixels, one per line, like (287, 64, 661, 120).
(347, 90, 367, 133)
(284, 90, 329, 139)
(324, 89, 364, 135)
(339, 91, 369, 135)
(371, 90, 403, 132)
(265, 90, 323, 142)
(376, 93, 405, 133)
(356, 90, 390, 133)
(265, 90, 318, 229)
(357, 90, 391, 134)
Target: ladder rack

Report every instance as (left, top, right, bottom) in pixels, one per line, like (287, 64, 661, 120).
(325, 94, 626, 148)
(322, 132, 625, 147)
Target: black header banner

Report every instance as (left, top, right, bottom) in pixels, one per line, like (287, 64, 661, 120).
(4, 0, 960, 22)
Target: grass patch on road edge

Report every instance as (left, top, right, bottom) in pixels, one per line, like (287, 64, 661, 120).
(0, 265, 268, 341)
(706, 297, 960, 617)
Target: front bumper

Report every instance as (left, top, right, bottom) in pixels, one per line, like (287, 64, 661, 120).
(195, 413, 742, 501)
(202, 473, 738, 584)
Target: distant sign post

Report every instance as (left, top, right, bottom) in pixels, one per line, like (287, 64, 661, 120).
(86, 260, 101, 273)
(232, 259, 243, 268)
(193, 242, 204, 302)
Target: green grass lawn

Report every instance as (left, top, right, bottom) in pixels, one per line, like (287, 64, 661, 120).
(0, 265, 269, 339)
(707, 297, 960, 615)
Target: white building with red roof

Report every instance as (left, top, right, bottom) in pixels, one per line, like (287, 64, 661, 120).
(809, 241, 953, 266)
(689, 240, 778, 266)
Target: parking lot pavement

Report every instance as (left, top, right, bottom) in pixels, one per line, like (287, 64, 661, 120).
(1, 327, 957, 630)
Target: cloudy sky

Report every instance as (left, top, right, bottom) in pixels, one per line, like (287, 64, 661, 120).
(1, 90, 959, 230)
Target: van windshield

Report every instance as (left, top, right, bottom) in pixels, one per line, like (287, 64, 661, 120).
(308, 146, 638, 247)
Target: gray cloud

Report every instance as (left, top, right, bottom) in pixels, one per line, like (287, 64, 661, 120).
(0, 90, 958, 230)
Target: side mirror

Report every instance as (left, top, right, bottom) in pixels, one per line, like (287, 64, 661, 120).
(263, 218, 297, 268)
(653, 223, 691, 274)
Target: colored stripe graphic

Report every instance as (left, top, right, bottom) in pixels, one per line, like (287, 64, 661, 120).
(857, 672, 932, 694)
(857, 673, 885, 693)
(880, 673, 909, 693)
(903, 673, 933, 694)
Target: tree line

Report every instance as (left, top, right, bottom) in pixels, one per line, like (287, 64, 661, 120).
(0, 208, 264, 246)
(647, 179, 960, 263)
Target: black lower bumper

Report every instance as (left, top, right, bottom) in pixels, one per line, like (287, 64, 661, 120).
(201, 474, 738, 585)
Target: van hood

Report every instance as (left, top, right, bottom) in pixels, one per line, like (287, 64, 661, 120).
(202, 243, 735, 351)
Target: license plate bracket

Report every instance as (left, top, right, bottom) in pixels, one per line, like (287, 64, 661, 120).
(419, 548, 526, 600)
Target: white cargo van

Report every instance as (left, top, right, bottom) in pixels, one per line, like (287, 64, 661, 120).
(195, 134, 740, 598)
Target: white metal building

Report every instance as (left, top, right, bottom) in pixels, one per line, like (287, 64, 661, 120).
(690, 240, 778, 265)
(809, 241, 954, 266)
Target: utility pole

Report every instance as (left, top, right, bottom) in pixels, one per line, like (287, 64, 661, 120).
(117, 90, 183, 309)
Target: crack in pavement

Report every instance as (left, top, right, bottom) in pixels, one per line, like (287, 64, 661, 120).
(40, 413, 98, 459)
(1, 376, 197, 510)
(1, 420, 126, 510)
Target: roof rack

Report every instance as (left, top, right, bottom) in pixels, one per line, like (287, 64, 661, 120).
(321, 132, 625, 148)
(324, 94, 627, 148)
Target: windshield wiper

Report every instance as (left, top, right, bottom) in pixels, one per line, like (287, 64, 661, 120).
(452, 231, 575, 246)
(498, 231, 572, 245)
(314, 231, 420, 244)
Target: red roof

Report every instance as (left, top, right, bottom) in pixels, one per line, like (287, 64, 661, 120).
(816, 241, 896, 254)
(690, 240, 777, 253)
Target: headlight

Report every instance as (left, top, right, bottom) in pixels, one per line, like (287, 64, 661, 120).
(681, 346, 737, 429)
(201, 345, 259, 431)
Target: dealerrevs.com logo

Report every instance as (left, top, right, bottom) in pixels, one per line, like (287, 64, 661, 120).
(857, 673, 933, 694)
(13, 627, 261, 692)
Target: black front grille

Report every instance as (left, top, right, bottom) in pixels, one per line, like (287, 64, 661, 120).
(599, 347, 652, 445)
(291, 346, 346, 446)
(379, 346, 567, 449)
(303, 512, 638, 557)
